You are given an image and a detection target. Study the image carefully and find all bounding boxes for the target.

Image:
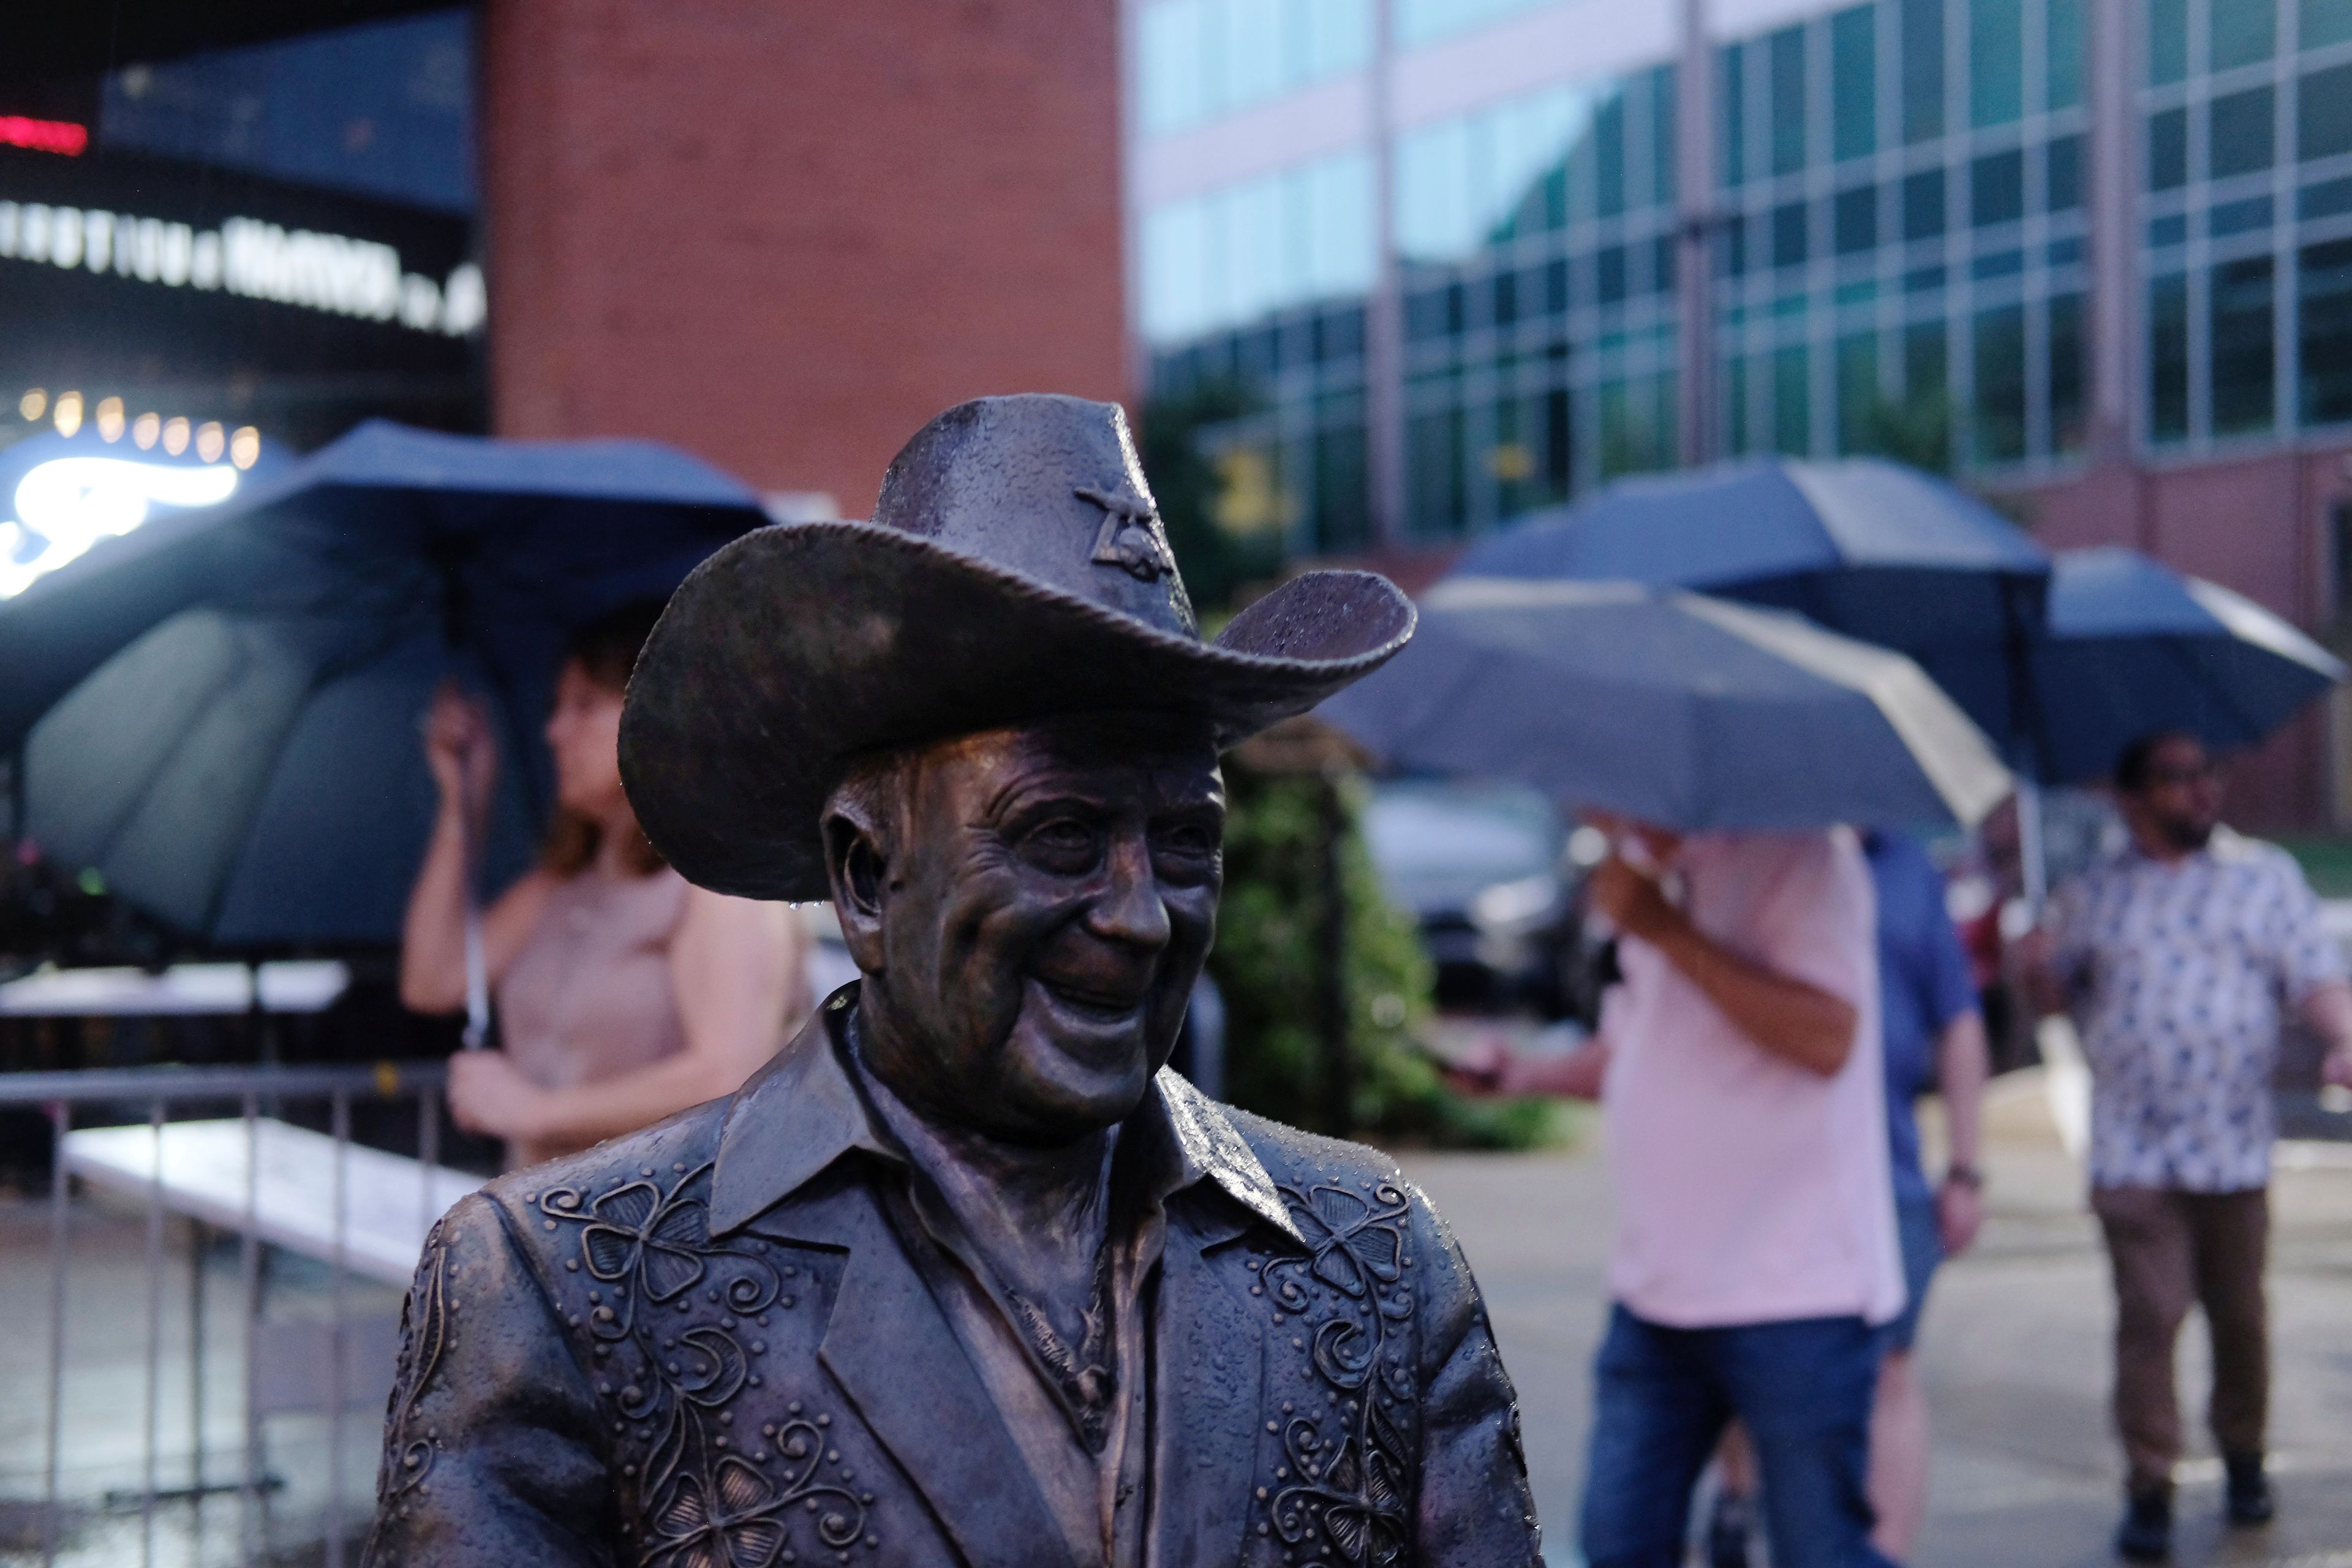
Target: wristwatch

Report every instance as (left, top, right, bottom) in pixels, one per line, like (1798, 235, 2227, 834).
(1943, 1163, 1985, 1190)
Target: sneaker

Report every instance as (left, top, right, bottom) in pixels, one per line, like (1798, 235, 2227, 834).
(2115, 1485, 2173, 1562)
(1706, 1490, 1754, 1568)
(2225, 1453, 2274, 1526)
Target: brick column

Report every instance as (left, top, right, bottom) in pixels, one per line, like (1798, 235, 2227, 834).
(478, 0, 1127, 516)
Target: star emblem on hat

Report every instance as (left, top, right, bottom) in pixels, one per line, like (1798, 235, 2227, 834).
(1076, 484, 1175, 584)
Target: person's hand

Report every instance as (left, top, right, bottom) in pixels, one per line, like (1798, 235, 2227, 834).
(447, 1050, 549, 1140)
(1937, 1174, 1985, 1257)
(422, 684, 497, 820)
(1439, 1033, 1513, 1098)
(1588, 853, 1680, 944)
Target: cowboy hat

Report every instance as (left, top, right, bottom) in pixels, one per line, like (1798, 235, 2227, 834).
(619, 394, 1414, 900)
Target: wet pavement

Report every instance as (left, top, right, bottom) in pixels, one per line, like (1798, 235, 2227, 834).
(1402, 1073, 2352, 1567)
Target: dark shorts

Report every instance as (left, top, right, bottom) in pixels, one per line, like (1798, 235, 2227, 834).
(1880, 1192, 1944, 1355)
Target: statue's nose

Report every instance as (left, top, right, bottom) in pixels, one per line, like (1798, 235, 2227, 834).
(1085, 833, 1171, 953)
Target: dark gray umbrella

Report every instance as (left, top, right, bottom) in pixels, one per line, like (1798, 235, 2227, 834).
(3, 420, 767, 949)
(1319, 579, 2011, 832)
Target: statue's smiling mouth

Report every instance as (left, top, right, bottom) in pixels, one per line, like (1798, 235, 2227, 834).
(1031, 970, 1152, 1024)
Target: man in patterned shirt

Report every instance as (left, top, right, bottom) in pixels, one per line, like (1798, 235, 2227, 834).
(2027, 731, 2352, 1561)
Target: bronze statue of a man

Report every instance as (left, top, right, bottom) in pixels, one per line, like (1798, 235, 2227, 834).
(363, 395, 1539, 1568)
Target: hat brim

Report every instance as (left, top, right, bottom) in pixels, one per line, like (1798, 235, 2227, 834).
(619, 521, 1415, 900)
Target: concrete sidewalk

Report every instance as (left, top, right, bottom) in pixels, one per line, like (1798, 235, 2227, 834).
(1401, 1074, 2352, 1567)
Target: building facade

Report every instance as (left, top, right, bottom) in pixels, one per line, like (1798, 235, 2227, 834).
(1128, 0, 2352, 827)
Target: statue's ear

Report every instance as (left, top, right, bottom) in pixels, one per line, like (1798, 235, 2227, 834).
(821, 797, 889, 974)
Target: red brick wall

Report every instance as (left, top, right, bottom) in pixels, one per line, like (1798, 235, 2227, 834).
(479, 0, 1127, 518)
(2013, 449, 2352, 832)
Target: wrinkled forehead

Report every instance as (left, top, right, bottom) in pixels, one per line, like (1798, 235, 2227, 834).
(910, 715, 1223, 809)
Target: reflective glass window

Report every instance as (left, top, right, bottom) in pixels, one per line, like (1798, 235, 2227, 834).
(2149, 273, 2190, 440)
(2209, 87, 2276, 179)
(1773, 202, 1811, 266)
(1971, 0, 2023, 127)
(1139, 1, 1205, 134)
(1408, 406, 1464, 534)
(1722, 43, 1749, 188)
(1599, 245, 1627, 302)
(1973, 304, 2026, 461)
(2150, 107, 2188, 189)
(2048, 0, 2085, 109)
(1973, 149, 2026, 225)
(1771, 26, 1808, 173)
(2050, 293, 2087, 451)
(2211, 257, 2275, 434)
(1397, 0, 1553, 48)
(2300, 64, 2352, 162)
(2304, 0, 2352, 51)
(1837, 331, 1882, 452)
(1904, 0, 1947, 143)
(1833, 9, 1877, 160)
(1653, 64, 1679, 208)
(1904, 320, 1950, 416)
(2211, 195, 2274, 235)
(1836, 186, 1880, 252)
(2048, 135, 2084, 209)
(1905, 168, 1949, 238)
(1774, 344, 1812, 454)
(2212, 0, 2275, 69)
(2299, 238, 2352, 423)
(2149, 0, 2187, 86)
(1597, 90, 1628, 216)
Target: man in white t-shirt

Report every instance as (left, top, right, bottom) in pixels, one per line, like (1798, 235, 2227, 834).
(1477, 820, 1902, 1568)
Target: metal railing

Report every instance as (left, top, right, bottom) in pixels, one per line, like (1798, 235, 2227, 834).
(0, 1062, 464, 1568)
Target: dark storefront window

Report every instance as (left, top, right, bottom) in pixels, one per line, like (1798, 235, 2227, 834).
(2211, 257, 2276, 435)
(2299, 238, 2352, 425)
(1973, 304, 2026, 461)
(2050, 292, 2087, 451)
(2150, 273, 2191, 442)
(0, 9, 483, 451)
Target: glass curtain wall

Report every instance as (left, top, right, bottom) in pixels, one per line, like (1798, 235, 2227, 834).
(2144, 0, 2352, 450)
(1713, 0, 2091, 471)
(1133, 0, 2162, 550)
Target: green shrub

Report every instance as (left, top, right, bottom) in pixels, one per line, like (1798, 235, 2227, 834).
(1209, 761, 1561, 1150)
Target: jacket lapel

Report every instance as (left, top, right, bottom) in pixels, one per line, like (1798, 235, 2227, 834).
(1149, 1196, 1272, 1568)
(783, 1180, 1079, 1568)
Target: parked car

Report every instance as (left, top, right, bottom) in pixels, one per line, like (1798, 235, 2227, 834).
(1360, 777, 1588, 1016)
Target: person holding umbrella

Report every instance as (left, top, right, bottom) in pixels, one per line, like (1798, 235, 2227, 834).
(2021, 730, 2352, 1561)
(400, 600, 810, 1168)
(1461, 813, 1902, 1568)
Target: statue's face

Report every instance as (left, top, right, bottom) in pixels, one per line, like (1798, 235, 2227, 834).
(827, 715, 1224, 1145)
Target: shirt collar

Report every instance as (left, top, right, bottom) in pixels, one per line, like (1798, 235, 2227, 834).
(710, 982, 1302, 1245)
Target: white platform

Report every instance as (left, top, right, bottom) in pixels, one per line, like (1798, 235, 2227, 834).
(0, 960, 350, 1016)
(62, 1117, 477, 1288)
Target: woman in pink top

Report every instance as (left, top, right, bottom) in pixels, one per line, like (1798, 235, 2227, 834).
(400, 602, 809, 1168)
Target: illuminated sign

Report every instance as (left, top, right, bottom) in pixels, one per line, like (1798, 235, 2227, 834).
(0, 429, 271, 600)
(0, 118, 88, 157)
(0, 200, 483, 336)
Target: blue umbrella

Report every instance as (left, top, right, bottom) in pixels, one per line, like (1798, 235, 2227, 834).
(1, 420, 767, 949)
(2028, 547, 2345, 784)
(1318, 579, 2011, 833)
(1450, 458, 2052, 742)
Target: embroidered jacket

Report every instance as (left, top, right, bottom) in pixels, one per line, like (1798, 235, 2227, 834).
(363, 992, 1540, 1568)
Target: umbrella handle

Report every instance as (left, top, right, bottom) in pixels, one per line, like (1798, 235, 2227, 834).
(453, 774, 491, 1050)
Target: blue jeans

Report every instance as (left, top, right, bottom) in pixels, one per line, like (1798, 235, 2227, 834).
(1580, 1305, 1899, 1568)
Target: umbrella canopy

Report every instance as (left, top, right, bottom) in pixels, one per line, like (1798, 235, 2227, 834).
(1448, 458, 2051, 739)
(2, 420, 767, 947)
(2027, 547, 2346, 784)
(1318, 578, 2012, 834)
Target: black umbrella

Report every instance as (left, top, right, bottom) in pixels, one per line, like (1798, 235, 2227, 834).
(2, 420, 767, 951)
